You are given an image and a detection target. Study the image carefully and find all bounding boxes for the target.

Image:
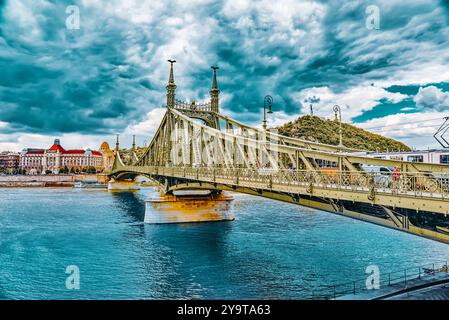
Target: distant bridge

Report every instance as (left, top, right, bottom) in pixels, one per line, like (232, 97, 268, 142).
(110, 61, 449, 244)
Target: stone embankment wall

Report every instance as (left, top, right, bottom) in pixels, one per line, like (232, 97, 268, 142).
(0, 174, 109, 187)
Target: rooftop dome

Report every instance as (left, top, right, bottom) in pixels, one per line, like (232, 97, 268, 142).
(100, 141, 111, 151)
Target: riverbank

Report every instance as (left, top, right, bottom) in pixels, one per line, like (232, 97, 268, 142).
(0, 174, 109, 187)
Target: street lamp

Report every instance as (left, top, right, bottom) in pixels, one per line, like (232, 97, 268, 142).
(333, 105, 343, 147)
(262, 95, 273, 130)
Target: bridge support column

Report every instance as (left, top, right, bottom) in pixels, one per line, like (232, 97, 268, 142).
(108, 180, 140, 191)
(145, 190, 234, 224)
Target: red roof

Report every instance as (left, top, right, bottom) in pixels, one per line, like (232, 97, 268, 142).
(26, 149, 45, 155)
(62, 150, 102, 156)
(23, 143, 103, 156)
(49, 144, 65, 152)
(63, 150, 85, 155)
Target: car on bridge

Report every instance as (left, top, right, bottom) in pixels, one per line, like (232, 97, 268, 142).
(360, 165, 394, 188)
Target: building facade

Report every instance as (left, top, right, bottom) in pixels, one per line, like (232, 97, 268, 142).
(99, 141, 115, 172)
(0, 151, 20, 174)
(20, 139, 107, 175)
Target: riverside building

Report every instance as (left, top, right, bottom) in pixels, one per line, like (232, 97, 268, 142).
(19, 139, 107, 175)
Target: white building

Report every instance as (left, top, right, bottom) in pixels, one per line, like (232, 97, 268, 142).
(20, 139, 104, 174)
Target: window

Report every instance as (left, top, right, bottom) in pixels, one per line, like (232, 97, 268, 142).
(407, 155, 424, 163)
(390, 156, 403, 161)
(440, 155, 449, 164)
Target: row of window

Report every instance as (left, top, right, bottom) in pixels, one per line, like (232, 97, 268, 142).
(22, 158, 102, 166)
(376, 154, 449, 164)
(406, 155, 449, 164)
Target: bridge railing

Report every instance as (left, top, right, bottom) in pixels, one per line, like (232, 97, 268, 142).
(126, 166, 449, 200)
(180, 167, 447, 199)
(310, 260, 449, 300)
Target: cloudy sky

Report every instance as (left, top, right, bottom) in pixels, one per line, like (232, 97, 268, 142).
(1, 0, 449, 151)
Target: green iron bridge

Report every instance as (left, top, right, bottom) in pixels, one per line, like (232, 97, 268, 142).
(110, 61, 449, 244)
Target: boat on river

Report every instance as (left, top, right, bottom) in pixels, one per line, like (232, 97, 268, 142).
(74, 181, 107, 189)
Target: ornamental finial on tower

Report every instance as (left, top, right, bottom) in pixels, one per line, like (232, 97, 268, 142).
(210, 65, 220, 112)
(132, 134, 136, 151)
(168, 59, 176, 84)
(211, 65, 219, 90)
(115, 134, 120, 152)
(166, 60, 177, 108)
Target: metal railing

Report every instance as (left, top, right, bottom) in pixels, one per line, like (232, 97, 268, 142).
(127, 166, 449, 200)
(311, 260, 449, 300)
(174, 99, 212, 112)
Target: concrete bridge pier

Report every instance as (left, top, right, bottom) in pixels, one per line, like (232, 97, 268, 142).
(144, 189, 234, 224)
(108, 179, 140, 191)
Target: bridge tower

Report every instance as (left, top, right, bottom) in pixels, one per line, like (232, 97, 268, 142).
(210, 66, 219, 113)
(169, 63, 220, 129)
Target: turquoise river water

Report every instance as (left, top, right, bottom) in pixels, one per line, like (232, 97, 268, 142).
(0, 187, 448, 299)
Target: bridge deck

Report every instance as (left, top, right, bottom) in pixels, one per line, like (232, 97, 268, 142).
(117, 166, 449, 215)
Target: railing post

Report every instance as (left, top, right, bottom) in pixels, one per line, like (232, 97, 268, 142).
(404, 270, 407, 286)
(418, 267, 421, 279)
(368, 172, 376, 201)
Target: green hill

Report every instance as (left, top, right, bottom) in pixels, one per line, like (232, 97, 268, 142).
(119, 147, 146, 164)
(276, 115, 411, 152)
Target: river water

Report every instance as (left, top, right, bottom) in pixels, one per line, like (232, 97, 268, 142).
(0, 187, 447, 299)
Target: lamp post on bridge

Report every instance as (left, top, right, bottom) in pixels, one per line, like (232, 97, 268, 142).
(262, 95, 273, 130)
(333, 105, 343, 174)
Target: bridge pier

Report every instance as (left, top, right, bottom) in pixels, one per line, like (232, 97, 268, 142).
(145, 190, 234, 224)
(108, 180, 140, 191)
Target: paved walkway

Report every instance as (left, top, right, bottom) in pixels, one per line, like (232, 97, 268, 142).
(336, 272, 449, 300)
(387, 283, 449, 300)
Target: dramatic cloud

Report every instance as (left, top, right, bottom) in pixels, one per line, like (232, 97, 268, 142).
(414, 85, 449, 111)
(1, 0, 449, 150)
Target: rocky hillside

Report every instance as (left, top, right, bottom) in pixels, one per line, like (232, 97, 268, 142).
(276, 115, 411, 152)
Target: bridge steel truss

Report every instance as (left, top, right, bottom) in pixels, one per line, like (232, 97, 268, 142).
(110, 64, 449, 244)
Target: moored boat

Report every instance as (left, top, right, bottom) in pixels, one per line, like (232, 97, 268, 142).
(74, 181, 107, 189)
